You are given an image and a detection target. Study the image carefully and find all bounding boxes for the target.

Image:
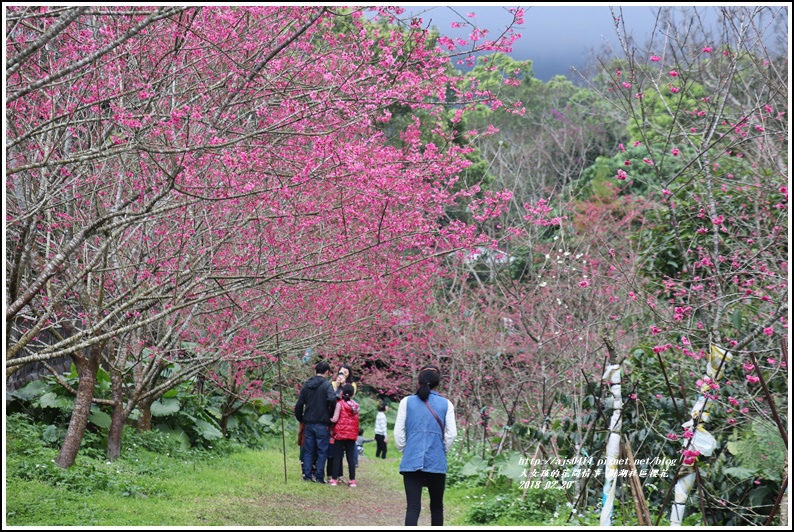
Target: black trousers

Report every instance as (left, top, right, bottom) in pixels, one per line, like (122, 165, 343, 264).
(402, 471, 445, 526)
(375, 434, 387, 458)
(332, 439, 356, 480)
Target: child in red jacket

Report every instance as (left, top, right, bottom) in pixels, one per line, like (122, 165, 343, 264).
(329, 384, 360, 487)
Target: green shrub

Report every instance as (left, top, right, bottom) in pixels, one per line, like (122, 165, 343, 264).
(466, 488, 567, 525)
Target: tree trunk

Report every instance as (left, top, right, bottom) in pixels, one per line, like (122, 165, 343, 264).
(55, 345, 100, 468)
(137, 396, 153, 432)
(106, 367, 125, 461)
(220, 413, 230, 437)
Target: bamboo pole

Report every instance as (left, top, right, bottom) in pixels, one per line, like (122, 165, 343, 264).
(622, 436, 651, 525)
(521, 443, 543, 500)
(276, 324, 287, 484)
(485, 425, 510, 487)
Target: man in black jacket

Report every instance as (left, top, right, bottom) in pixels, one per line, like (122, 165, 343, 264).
(294, 362, 336, 483)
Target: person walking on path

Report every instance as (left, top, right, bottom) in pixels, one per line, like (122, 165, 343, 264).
(374, 402, 389, 459)
(329, 383, 360, 487)
(394, 365, 457, 526)
(294, 362, 336, 483)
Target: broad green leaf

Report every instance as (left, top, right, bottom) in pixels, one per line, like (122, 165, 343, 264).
(460, 456, 488, 477)
(42, 425, 60, 444)
(162, 387, 180, 398)
(194, 419, 223, 440)
(38, 391, 73, 410)
(726, 440, 741, 455)
(731, 309, 743, 330)
(724, 467, 755, 480)
(150, 397, 180, 417)
(89, 407, 112, 429)
(155, 425, 191, 449)
(8, 379, 50, 401)
(748, 486, 772, 508)
(499, 455, 528, 482)
(96, 366, 111, 384)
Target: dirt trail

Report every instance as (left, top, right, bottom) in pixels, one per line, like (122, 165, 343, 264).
(287, 455, 463, 527)
(324, 461, 410, 526)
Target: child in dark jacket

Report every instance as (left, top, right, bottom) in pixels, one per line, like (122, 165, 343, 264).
(329, 384, 360, 487)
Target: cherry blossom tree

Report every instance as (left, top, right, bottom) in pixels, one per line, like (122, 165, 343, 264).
(580, 6, 788, 525)
(6, 6, 524, 466)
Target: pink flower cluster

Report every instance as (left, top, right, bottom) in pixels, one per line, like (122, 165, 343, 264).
(682, 449, 701, 466)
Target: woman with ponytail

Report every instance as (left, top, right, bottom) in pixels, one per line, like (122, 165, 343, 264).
(329, 383, 360, 487)
(394, 365, 457, 526)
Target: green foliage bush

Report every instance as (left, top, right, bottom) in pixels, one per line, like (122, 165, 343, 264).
(466, 488, 567, 525)
(6, 413, 164, 497)
(6, 362, 295, 457)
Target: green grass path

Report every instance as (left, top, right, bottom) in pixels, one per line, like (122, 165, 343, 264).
(5, 442, 472, 527)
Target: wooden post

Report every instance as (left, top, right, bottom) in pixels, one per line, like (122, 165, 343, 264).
(485, 425, 510, 487)
(622, 436, 651, 525)
(521, 443, 543, 500)
(276, 324, 287, 484)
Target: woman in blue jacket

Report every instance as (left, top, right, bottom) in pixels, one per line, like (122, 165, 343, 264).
(394, 365, 457, 526)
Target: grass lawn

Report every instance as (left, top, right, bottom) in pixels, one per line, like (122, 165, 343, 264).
(5, 435, 478, 527)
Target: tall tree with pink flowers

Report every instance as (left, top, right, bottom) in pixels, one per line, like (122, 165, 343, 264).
(6, 5, 524, 467)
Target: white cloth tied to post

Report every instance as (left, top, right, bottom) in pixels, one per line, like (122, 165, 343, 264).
(670, 345, 731, 526)
(599, 364, 622, 526)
